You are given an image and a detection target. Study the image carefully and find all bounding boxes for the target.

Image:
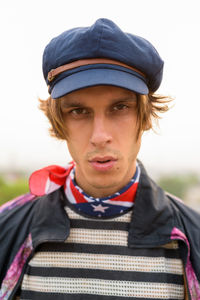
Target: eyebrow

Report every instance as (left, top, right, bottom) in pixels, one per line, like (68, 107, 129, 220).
(61, 101, 84, 109)
(61, 96, 137, 109)
(111, 96, 137, 104)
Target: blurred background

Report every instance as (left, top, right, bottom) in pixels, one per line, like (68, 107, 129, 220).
(0, 0, 200, 211)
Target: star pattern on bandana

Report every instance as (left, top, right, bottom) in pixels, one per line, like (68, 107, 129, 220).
(91, 204, 109, 213)
(63, 162, 141, 217)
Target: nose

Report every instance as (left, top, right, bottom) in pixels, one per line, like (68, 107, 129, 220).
(90, 115, 112, 148)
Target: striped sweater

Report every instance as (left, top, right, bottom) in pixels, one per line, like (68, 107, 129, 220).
(19, 202, 185, 299)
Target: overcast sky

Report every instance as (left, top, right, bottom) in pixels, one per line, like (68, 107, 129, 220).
(0, 0, 200, 177)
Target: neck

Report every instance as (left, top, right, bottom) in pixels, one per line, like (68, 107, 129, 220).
(74, 163, 137, 198)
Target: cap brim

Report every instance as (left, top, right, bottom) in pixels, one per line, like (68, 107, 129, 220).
(51, 68, 148, 99)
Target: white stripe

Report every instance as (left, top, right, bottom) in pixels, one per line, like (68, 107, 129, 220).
(21, 276, 184, 298)
(29, 252, 183, 275)
(65, 176, 76, 204)
(65, 228, 128, 246)
(45, 177, 60, 194)
(63, 208, 179, 251)
(135, 162, 141, 183)
(64, 206, 132, 222)
(103, 200, 133, 207)
(84, 195, 95, 203)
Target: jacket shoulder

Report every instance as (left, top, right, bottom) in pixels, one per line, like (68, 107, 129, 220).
(0, 189, 67, 288)
(166, 192, 200, 281)
(166, 192, 200, 225)
(0, 193, 37, 215)
(0, 193, 38, 287)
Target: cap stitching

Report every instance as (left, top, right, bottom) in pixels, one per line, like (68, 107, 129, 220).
(96, 20, 105, 55)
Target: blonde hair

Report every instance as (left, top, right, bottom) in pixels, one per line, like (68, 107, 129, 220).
(39, 92, 172, 140)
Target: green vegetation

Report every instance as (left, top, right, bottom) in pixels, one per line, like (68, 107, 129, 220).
(0, 175, 29, 206)
(158, 173, 199, 199)
(0, 171, 199, 207)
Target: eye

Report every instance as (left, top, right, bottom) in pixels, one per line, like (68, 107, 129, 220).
(113, 103, 129, 111)
(69, 108, 89, 115)
(67, 107, 91, 119)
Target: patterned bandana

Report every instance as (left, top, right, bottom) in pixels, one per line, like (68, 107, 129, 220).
(64, 163, 140, 218)
(29, 162, 140, 218)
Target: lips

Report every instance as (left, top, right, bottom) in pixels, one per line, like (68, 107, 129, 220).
(89, 156, 117, 171)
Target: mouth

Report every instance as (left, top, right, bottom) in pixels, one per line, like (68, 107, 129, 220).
(89, 156, 117, 171)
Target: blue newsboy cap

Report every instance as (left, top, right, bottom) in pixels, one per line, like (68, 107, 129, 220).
(43, 18, 164, 98)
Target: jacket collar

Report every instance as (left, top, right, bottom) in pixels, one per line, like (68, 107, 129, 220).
(128, 161, 174, 247)
(31, 190, 70, 249)
(30, 161, 175, 249)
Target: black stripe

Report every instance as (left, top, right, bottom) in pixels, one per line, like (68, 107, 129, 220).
(20, 290, 183, 300)
(70, 219, 130, 231)
(37, 242, 181, 259)
(25, 266, 184, 285)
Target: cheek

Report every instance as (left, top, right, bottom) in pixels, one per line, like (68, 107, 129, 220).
(66, 135, 88, 164)
(120, 124, 141, 157)
(116, 117, 138, 143)
(65, 119, 91, 142)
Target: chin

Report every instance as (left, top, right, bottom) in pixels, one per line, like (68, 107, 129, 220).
(88, 176, 120, 190)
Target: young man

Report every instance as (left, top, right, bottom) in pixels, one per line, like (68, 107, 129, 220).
(0, 18, 200, 300)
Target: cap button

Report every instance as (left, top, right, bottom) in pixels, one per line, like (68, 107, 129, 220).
(48, 69, 55, 82)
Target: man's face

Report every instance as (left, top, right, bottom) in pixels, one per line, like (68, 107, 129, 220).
(61, 85, 142, 198)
